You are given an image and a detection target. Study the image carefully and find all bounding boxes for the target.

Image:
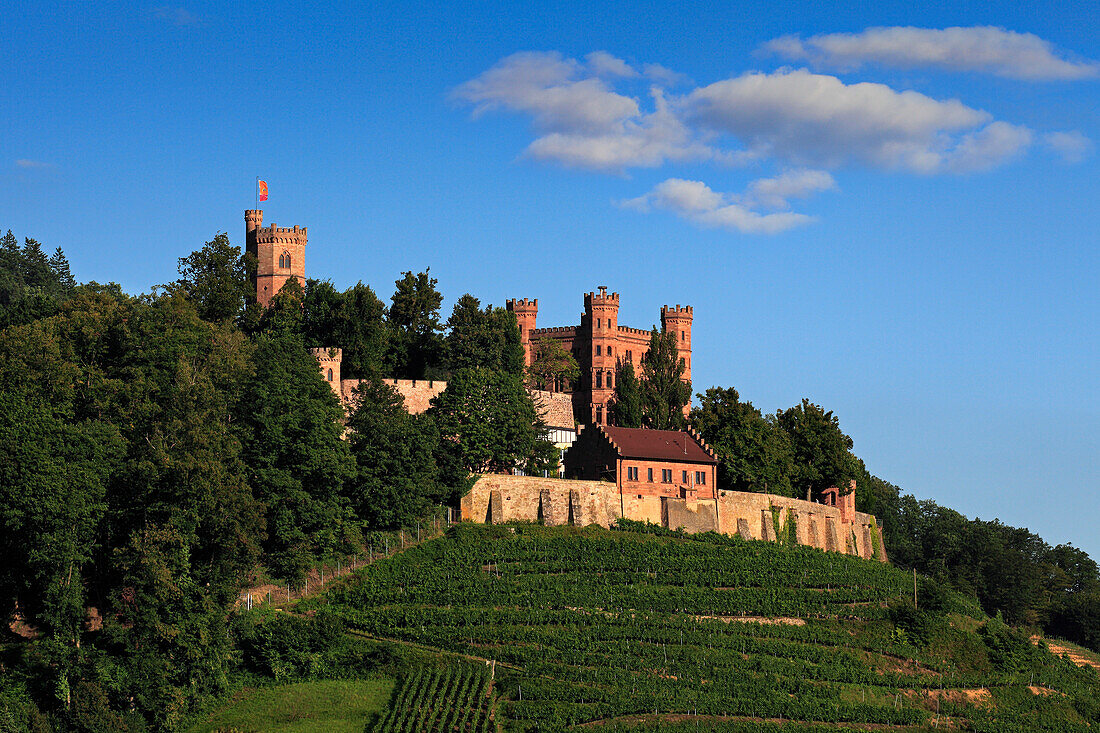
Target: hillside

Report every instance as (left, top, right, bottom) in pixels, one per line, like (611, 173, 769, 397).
(305, 522, 1100, 732)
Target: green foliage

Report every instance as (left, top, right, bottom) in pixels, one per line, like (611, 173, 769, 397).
(640, 327, 691, 430)
(527, 336, 580, 392)
(345, 376, 447, 529)
(386, 269, 444, 379)
(0, 230, 78, 328)
(609, 360, 643, 427)
(445, 293, 525, 376)
(775, 399, 859, 501)
(232, 608, 387, 681)
(172, 233, 252, 322)
(303, 279, 388, 379)
(236, 327, 355, 582)
(690, 386, 794, 495)
(430, 366, 549, 475)
(370, 664, 493, 733)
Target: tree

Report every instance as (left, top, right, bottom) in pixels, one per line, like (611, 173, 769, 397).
(526, 336, 579, 392)
(48, 247, 76, 291)
(690, 386, 794, 495)
(338, 282, 388, 378)
(445, 294, 525, 375)
(430, 367, 548, 475)
(236, 328, 355, 582)
(172, 233, 251, 322)
(608, 360, 643, 427)
(774, 399, 859, 501)
(345, 377, 443, 528)
(640, 327, 691, 430)
(386, 269, 444, 379)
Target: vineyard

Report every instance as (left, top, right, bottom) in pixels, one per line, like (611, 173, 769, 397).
(370, 663, 495, 732)
(312, 522, 1100, 732)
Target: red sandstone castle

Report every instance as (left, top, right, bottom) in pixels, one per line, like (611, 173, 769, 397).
(243, 210, 695, 429)
(507, 287, 693, 426)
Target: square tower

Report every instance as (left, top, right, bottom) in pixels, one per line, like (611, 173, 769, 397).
(246, 209, 307, 307)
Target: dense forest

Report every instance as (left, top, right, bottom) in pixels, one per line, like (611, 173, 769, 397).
(0, 228, 1097, 730)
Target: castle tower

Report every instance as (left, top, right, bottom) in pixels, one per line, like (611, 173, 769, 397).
(245, 209, 307, 308)
(661, 304, 693, 387)
(506, 298, 538, 366)
(310, 347, 342, 397)
(583, 286, 620, 424)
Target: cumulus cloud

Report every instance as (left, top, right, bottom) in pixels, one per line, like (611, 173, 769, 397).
(453, 52, 716, 171)
(643, 63, 691, 87)
(1044, 130, 1094, 163)
(746, 169, 837, 209)
(585, 51, 638, 78)
(15, 159, 54, 169)
(622, 176, 831, 234)
(686, 68, 1031, 173)
(763, 26, 1100, 81)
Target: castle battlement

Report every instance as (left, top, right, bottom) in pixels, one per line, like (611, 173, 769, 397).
(531, 326, 577, 336)
(661, 304, 693, 317)
(506, 298, 537, 310)
(584, 286, 619, 310)
(309, 347, 342, 361)
(616, 325, 651, 336)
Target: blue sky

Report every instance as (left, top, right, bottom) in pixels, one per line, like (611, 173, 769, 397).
(3, 2, 1098, 557)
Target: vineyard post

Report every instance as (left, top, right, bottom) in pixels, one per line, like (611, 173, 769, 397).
(913, 568, 918, 609)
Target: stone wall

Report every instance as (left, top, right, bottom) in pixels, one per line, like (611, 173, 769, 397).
(462, 475, 887, 562)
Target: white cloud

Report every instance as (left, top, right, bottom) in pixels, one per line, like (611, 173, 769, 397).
(152, 6, 200, 27)
(945, 121, 1033, 173)
(15, 159, 54, 169)
(452, 52, 638, 134)
(1043, 131, 1094, 163)
(643, 63, 691, 87)
(763, 26, 1100, 81)
(622, 176, 828, 234)
(686, 68, 1031, 173)
(585, 51, 638, 78)
(747, 169, 837, 209)
(454, 53, 715, 171)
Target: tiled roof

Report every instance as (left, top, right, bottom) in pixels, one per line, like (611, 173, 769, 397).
(530, 389, 575, 429)
(601, 426, 716, 464)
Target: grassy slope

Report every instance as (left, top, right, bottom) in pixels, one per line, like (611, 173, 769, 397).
(187, 678, 394, 733)
(311, 523, 1100, 732)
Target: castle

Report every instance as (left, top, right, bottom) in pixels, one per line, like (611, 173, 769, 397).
(507, 289, 693, 426)
(244, 210, 887, 560)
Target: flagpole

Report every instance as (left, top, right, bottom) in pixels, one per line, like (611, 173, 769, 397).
(255, 177, 259, 209)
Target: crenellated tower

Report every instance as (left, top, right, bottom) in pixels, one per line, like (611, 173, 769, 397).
(582, 286, 620, 424)
(661, 304, 693, 386)
(309, 347, 342, 396)
(506, 297, 538, 366)
(246, 209, 307, 308)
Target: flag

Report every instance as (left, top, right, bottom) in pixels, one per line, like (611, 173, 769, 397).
(257, 179, 268, 202)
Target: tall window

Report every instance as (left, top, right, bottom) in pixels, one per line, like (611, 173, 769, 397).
(596, 345, 601, 356)
(606, 371, 613, 389)
(662, 469, 672, 483)
(327, 368, 333, 381)
(595, 405, 603, 423)
(681, 330, 685, 341)
(279, 251, 292, 269)
(597, 318, 601, 328)
(682, 470, 689, 483)
(595, 371, 602, 388)
(647, 468, 654, 482)
(607, 346, 612, 357)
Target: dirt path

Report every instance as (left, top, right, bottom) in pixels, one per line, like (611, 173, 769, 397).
(1031, 636, 1100, 671)
(575, 712, 934, 731)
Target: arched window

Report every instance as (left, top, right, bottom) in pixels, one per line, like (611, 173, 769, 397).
(280, 251, 291, 269)
(327, 368, 333, 381)
(607, 346, 612, 357)
(606, 371, 613, 389)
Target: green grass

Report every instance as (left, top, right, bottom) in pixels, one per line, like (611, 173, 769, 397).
(187, 677, 395, 733)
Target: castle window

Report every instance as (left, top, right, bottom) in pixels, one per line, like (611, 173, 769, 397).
(647, 468, 654, 482)
(696, 471, 707, 485)
(595, 405, 603, 423)
(681, 330, 685, 341)
(662, 469, 673, 483)
(606, 371, 613, 389)
(627, 466, 638, 481)
(327, 368, 333, 381)
(595, 371, 602, 388)
(682, 470, 689, 483)
(680, 357, 685, 367)
(280, 251, 292, 269)
(607, 346, 612, 357)
(596, 345, 601, 356)
(597, 318, 601, 328)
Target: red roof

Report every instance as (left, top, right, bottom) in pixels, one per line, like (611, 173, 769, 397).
(601, 426, 716, 464)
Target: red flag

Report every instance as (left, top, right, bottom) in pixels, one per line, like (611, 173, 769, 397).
(257, 180, 268, 202)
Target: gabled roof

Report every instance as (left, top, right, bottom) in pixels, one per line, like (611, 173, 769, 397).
(600, 425, 717, 464)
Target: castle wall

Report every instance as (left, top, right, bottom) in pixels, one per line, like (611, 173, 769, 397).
(339, 378, 447, 414)
(461, 475, 887, 562)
